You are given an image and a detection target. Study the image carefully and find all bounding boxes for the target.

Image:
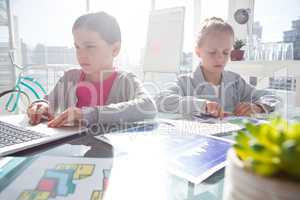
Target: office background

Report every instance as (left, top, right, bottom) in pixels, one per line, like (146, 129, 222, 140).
(0, 0, 300, 114)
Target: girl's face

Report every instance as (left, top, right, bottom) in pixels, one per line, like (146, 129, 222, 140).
(73, 28, 120, 75)
(195, 30, 233, 74)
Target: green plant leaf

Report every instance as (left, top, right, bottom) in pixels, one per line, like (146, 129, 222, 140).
(249, 141, 265, 152)
(283, 164, 300, 179)
(235, 116, 300, 179)
(245, 123, 259, 136)
(281, 140, 300, 170)
(235, 142, 277, 164)
(287, 124, 300, 142)
(235, 131, 250, 147)
(233, 39, 246, 50)
(251, 124, 281, 154)
(234, 144, 250, 161)
(245, 158, 280, 176)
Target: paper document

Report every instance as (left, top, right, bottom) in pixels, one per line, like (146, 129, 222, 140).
(97, 132, 232, 184)
(0, 156, 113, 200)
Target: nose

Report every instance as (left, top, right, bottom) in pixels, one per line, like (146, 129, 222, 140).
(76, 48, 88, 59)
(215, 52, 225, 64)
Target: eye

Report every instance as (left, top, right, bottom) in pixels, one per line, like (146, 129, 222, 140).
(223, 51, 229, 56)
(74, 44, 79, 49)
(209, 51, 216, 55)
(86, 45, 96, 49)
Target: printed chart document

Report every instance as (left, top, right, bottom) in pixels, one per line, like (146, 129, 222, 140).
(97, 132, 232, 184)
(0, 156, 112, 200)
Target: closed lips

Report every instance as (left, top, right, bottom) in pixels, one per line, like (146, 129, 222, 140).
(214, 65, 224, 68)
(80, 63, 90, 67)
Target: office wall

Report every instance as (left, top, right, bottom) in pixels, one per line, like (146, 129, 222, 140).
(227, 0, 254, 40)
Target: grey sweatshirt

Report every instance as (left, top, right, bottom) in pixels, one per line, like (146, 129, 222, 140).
(156, 66, 281, 115)
(44, 69, 157, 125)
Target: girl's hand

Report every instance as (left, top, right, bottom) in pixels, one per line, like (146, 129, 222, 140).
(234, 102, 263, 116)
(48, 107, 82, 128)
(27, 102, 53, 125)
(205, 101, 224, 118)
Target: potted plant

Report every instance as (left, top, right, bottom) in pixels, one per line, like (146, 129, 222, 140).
(223, 117, 300, 200)
(231, 39, 246, 61)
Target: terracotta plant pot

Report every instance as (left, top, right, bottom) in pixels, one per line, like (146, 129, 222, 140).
(230, 50, 244, 61)
(223, 149, 300, 200)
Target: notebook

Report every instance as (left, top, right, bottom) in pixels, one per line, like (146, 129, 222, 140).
(0, 115, 86, 156)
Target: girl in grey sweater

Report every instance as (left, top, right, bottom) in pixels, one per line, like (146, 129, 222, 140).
(27, 12, 157, 127)
(156, 17, 280, 117)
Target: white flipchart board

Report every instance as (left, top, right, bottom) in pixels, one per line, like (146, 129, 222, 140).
(143, 7, 185, 73)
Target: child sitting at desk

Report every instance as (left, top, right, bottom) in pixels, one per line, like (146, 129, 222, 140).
(156, 17, 280, 117)
(27, 11, 157, 127)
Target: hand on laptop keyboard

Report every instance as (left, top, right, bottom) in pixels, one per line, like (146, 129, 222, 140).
(48, 107, 83, 128)
(27, 101, 53, 125)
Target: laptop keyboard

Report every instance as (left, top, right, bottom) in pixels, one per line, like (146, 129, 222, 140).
(0, 120, 49, 148)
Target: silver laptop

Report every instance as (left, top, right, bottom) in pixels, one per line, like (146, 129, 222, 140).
(0, 115, 86, 156)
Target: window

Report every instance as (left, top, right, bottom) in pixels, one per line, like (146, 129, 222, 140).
(155, 0, 229, 69)
(253, 0, 300, 60)
(89, 0, 151, 71)
(254, 0, 299, 43)
(0, 0, 13, 93)
(10, 0, 86, 92)
(12, 0, 86, 65)
(200, 0, 228, 21)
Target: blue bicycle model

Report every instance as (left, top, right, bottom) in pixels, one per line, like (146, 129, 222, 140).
(0, 53, 47, 113)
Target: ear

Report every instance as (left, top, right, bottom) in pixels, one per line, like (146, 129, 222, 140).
(195, 46, 202, 58)
(112, 42, 121, 57)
